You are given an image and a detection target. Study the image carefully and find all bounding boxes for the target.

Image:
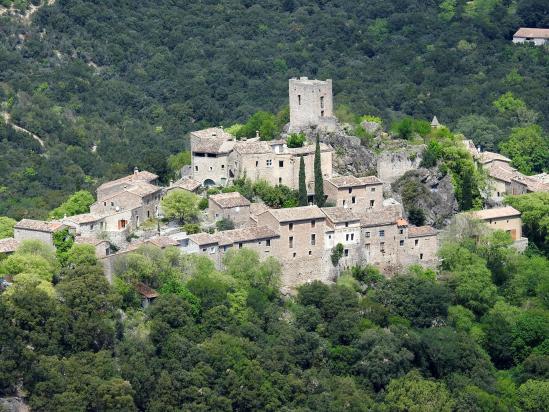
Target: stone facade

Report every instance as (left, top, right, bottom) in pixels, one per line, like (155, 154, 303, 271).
(97, 168, 158, 201)
(324, 175, 383, 210)
(13, 219, 65, 246)
(190, 127, 235, 187)
(471, 207, 523, 241)
(208, 192, 251, 227)
(289, 77, 336, 132)
(227, 138, 333, 190)
(513, 28, 549, 46)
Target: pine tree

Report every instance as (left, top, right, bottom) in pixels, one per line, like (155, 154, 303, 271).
(314, 135, 325, 206)
(298, 156, 307, 206)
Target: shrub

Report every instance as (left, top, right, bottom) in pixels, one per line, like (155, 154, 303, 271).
(287, 133, 306, 148)
(216, 218, 235, 231)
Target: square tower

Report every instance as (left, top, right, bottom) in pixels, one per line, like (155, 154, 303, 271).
(289, 77, 335, 132)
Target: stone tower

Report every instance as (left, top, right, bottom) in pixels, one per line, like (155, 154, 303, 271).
(289, 77, 336, 132)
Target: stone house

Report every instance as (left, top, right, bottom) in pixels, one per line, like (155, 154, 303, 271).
(91, 180, 162, 228)
(403, 225, 439, 267)
(322, 207, 362, 270)
(215, 226, 279, 261)
(135, 282, 159, 308)
(471, 206, 524, 241)
(513, 28, 549, 46)
(74, 235, 112, 259)
(190, 127, 235, 187)
(256, 205, 330, 287)
(324, 175, 383, 210)
(62, 213, 108, 236)
(510, 175, 549, 195)
(13, 219, 66, 246)
(289, 77, 336, 132)
(208, 192, 251, 227)
(359, 208, 404, 269)
(96, 168, 158, 201)
(226, 137, 333, 191)
(166, 177, 201, 195)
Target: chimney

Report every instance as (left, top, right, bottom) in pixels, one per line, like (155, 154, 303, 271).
(256, 130, 260, 138)
(134, 166, 139, 175)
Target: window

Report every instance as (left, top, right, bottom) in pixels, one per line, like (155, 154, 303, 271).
(344, 249, 349, 257)
(321, 110, 325, 117)
(348, 188, 353, 194)
(266, 239, 271, 247)
(221, 164, 225, 169)
(147, 211, 150, 218)
(370, 200, 375, 207)
(289, 223, 293, 231)
(365, 231, 371, 238)
(352, 196, 356, 204)
(415, 239, 419, 246)
(328, 234, 332, 239)
(379, 230, 385, 237)
(255, 160, 259, 167)
(293, 252, 296, 258)
(103, 201, 106, 206)
(311, 234, 316, 245)
(266, 159, 272, 167)
(343, 200, 347, 207)
(351, 233, 354, 241)
(308, 250, 312, 255)
(239, 243, 243, 249)
(346, 234, 349, 241)
(209, 166, 213, 171)
(320, 96, 324, 108)
(345, 222, 349, 228)
(371, 187, 375, 192)
(279, 160, 284, 167)
(298, 95, 301, 105)
(311, 220, 316, 228)
(202, 248, 207, 252)
(289, 236, 294, 248)
(400, 240, 404, 246)
(111, 202, 114, 207)
(279, 177, 282, 184)
(195, 165, 198, 171)
(399, 229, 404, 234)
(420, 253, 424, 260)
(380, 242, 385, 253)
(90, 224, 94, 230)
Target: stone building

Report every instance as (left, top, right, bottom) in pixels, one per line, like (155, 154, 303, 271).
(322, 207, 362, 270)
(471, 206, 524, 241)
(166, 177, 201, 195)
(513, 28, 549, 46)
(13, 219, 65, 246)
(208, 192, 251, 227)
(324, 175, 383, 210)
(74, 235, 112, 259)
(96, 168, 158, 200)
(289, 77, 336, 132)
(190, 127, 235, 187)
(256, 205, 330, 287)
(0, 238, 20, 256)
(403, 225, 439, 267)
(227, 138, 333, 191)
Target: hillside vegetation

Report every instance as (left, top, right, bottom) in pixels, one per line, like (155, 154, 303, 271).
(0, 0, 548, 219)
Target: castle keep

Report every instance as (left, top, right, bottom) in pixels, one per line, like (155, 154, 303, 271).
(289, 77, 336, 132)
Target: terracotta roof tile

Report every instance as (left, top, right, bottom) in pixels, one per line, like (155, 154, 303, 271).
(514, 28, 549, 39)
(135, 282, 159, 299)
(264, 205, 326, 223)
(63, 213, 105, 224)
(0, 238, 19, 253)
(408, 226, 438, 238)
(170, 178, 201, 192)
(190, 127, 234, 141)
(210, 192, 251, 208)
(15, 219, 64, 233)
(97, 170, 158, 191)
(321, 207, 360, 223)
(188, 232, 218, 246)
(326, 175, 381, 188)
(471, 206, 521, 220)
(359, 208, 399, 227)
(478, 152, 511, 165)
(215, 225, 278, 245)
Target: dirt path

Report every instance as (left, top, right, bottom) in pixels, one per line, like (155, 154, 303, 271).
(2, 112, 46, 148)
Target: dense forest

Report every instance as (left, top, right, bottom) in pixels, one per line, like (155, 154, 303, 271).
(0, 0, 548, 218)
(1, 216, 548, 411)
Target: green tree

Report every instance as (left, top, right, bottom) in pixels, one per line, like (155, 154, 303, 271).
(500, 125, 549, 175)
(460, 169, 474, 211)
(314, 135, 325, 207)
(0, 216, 16, 239)
(167, 150, 191, 175)
(160, 189, 199, 223)
(287, 132, 306, 148)
(517, 380, 549, 412)
(49, 190, 95, 219)
(382, 370, 454, 412)
(506, 192, 549, 255)
(216, 217, 235, 231)
(298, 155, 307, 206)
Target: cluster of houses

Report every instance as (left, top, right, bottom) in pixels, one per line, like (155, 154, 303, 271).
(0, 77, 538, 292)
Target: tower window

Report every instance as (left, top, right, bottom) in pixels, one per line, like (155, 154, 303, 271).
(320, 96, 324, 109)
(298, 95, 301, 105)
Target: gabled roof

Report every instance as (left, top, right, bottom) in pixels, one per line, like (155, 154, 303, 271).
(263, 205, 326, 223)
(170, 177, 201, 192)
(215, 226, 279, 246)
(359, 208, 399, 228)
(488, 163, 519, 183)
(192, 139, 235, 154)
(0, 238, 19, 254)
(431, 116, 440, 127)
(97, 170, 158, 191)
(15, 219, 64, 233)
(408, 226, 438, 238)
(478, 152, 511, 165)
(514, 28, 549, 39)
(63, 213, 106, 224)
(190, 127, 234, 141)
(209, 192, 251, 209)
(321, 207, 360, 224)
(471, 206, 521, 220)
(188, 232, 218, 246)
(326, 175, 382, 188)
(124, 180, 162, 197)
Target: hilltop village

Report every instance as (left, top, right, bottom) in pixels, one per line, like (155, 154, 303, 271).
(1, 77, 546, 292)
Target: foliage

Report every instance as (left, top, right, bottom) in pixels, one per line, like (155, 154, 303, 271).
(49, 190, 95, 219)
(167, 150, 191, 176)
(331, 243, 344, 267)
(499, 125, 549, 175)
(286, 133, 306, 148)
(215, 217, 235, 232)
(392, 117, 431, 140)
(160, 189, 199, 223)
(314, 135, 325, 207)
(234, 111, 279, 140)
(0, 216, 16, 239)
(408, 206, 426, 226)
(298, 155, 307, 206)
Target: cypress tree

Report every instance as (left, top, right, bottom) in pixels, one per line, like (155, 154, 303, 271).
(314, 135, 325, 206)
(460, 170, 473, 211)
(298, 155, 307, 206)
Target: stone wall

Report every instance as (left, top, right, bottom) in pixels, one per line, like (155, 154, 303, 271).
(377, 149, 423, 183)
(289, 77, 334, 131)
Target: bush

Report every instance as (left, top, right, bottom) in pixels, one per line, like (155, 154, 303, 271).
(287, 133, 306, 148)
(183, 223, 200, 234)
(198, 197, 208, 210)
(408, 206, 426, 226)
(216, 218, 235, 231)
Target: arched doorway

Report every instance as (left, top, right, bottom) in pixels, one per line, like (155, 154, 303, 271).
(203, 179, 216, 188)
